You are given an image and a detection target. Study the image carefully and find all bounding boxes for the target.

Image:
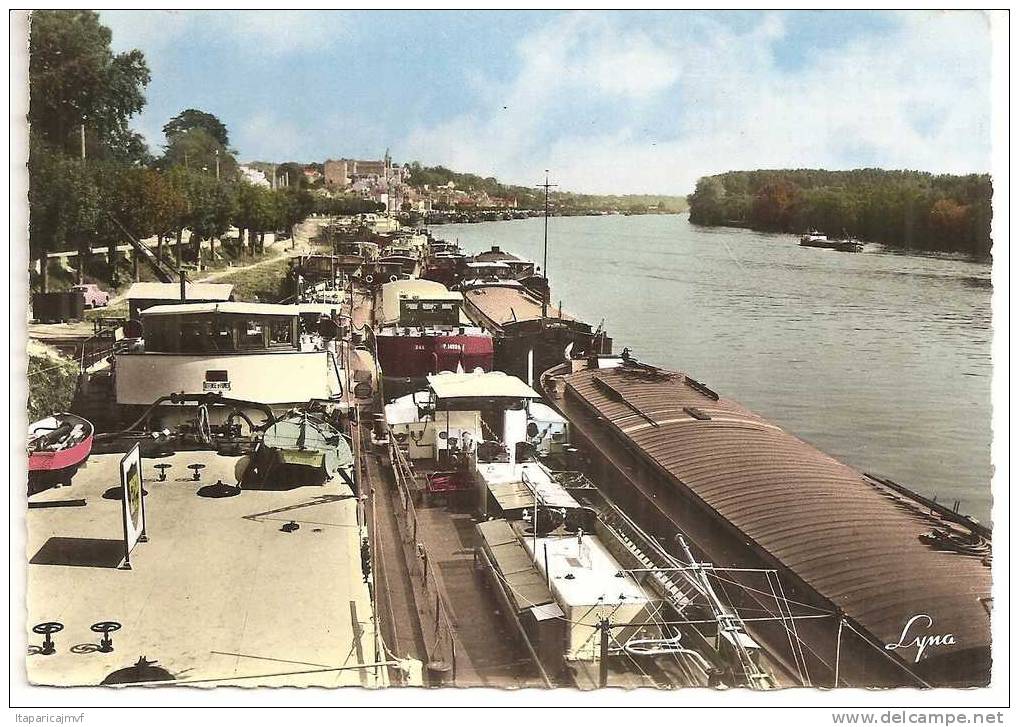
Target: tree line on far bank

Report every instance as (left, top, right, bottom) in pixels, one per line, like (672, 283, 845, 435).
(406, 162, 688, 214)
(686, 169, 992, 257)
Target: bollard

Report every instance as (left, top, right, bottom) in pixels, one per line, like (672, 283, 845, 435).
(425, 660, 452, 687)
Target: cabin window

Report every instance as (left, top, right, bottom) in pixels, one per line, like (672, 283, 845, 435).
(211, 318, 234, 351)
(270, 319, 293, 346)
(180, 320, 212, 353)
(240, 320, 266, 349)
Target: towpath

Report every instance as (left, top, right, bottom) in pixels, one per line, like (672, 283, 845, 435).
(104, 217, 329, 306)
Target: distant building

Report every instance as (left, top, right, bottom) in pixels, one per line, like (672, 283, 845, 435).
(323, 159, 352, 188)
(238, 165, 271, 188)
(322, 151, 408, 190)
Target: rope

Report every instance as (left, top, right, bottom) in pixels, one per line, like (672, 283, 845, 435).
(26, 360, 78, 378)
(707, 571, 837, 682)
(774, 572, 812, 686)
(711, 567, 766, 683)
(766, 569, 806, 685)
(707, 572, 835, 615)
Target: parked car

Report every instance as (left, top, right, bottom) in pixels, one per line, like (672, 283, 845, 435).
(70, 284, 110, 309)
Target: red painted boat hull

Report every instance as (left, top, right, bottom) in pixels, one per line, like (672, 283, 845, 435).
(28, 434, 94, 472)
(376, 332, 494, 378)
(27, 414, 94, 491)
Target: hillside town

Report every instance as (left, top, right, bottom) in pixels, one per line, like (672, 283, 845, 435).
(239, 154, 685, 223)
(241, 153, 528, 217)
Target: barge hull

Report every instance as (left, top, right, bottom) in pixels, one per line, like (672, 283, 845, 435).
(544, 361, 991, 688)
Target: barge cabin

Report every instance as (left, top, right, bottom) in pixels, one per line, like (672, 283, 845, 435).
(94, 302, 347, 433)
(460, 282, 611, 388)
(373, 280, 494, 400)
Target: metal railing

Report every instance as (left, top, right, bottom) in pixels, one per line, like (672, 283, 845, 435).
(92, 316, 127, 335)
(387, 435, 459, 679)
(78, 328, 119, 373)
(349, 419, 392, 688)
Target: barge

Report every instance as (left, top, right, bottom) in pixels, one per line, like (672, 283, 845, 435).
(26, 398, 388, 687)
(460, 281, 611, 387)
(540, 354, 992, 688)
(372, 279, 494, 400)
(379, 369, 781, 688)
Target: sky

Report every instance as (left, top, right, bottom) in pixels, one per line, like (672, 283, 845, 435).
(99, 10, 995, 195)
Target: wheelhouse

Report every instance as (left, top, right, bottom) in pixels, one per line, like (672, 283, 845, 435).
(139, 302, 299, 353)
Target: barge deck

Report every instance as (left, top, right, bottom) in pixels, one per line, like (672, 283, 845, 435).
(27, 449, 386, 688)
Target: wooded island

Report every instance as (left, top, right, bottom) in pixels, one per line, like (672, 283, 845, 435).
(687, 169, 992, 257)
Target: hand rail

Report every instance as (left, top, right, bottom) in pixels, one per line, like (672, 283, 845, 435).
(78, 329, 118, 373)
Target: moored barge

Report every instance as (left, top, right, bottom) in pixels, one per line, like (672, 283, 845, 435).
(460, 281, 611, 388)
(372, 279, 494, 400)
(540, 354, 992, 688)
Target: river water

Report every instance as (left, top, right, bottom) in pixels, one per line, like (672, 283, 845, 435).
(440, 213, 994, 524)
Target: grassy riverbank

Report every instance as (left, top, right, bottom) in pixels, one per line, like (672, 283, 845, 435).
(27, 348, 78, 421)
(214, 257, 293, 302)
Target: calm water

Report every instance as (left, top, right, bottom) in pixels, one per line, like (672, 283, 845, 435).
(441, 214, 994, 524)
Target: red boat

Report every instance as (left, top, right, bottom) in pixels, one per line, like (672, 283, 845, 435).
(28, 413, 94, 493)
(374, 280, 494, 400)
(376, 331, 494, 376)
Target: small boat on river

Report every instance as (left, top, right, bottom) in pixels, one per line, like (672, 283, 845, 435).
(799, 232, 863, 252)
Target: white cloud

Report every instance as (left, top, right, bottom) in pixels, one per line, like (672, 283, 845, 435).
(400, 10, 992, 195)
(231, 11, 346, 55)
(101, 10, 347, 57)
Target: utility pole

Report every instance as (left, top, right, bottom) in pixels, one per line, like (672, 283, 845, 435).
(599, 619, 610, 688)
(536, 171, 557, 317)
(215, 149, 220, 180)
(80, 118, 86, 161)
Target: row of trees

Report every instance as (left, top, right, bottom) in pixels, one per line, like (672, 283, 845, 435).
(310, 195, 385, 216)
(687, 169, 992, 257)
(31, 134, 314, 285)
(28, 11, 315, 290)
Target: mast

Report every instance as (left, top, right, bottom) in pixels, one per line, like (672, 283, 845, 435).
(537, 170, 557, 317)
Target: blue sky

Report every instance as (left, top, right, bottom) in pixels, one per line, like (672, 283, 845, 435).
(100, 10, 993, 195)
